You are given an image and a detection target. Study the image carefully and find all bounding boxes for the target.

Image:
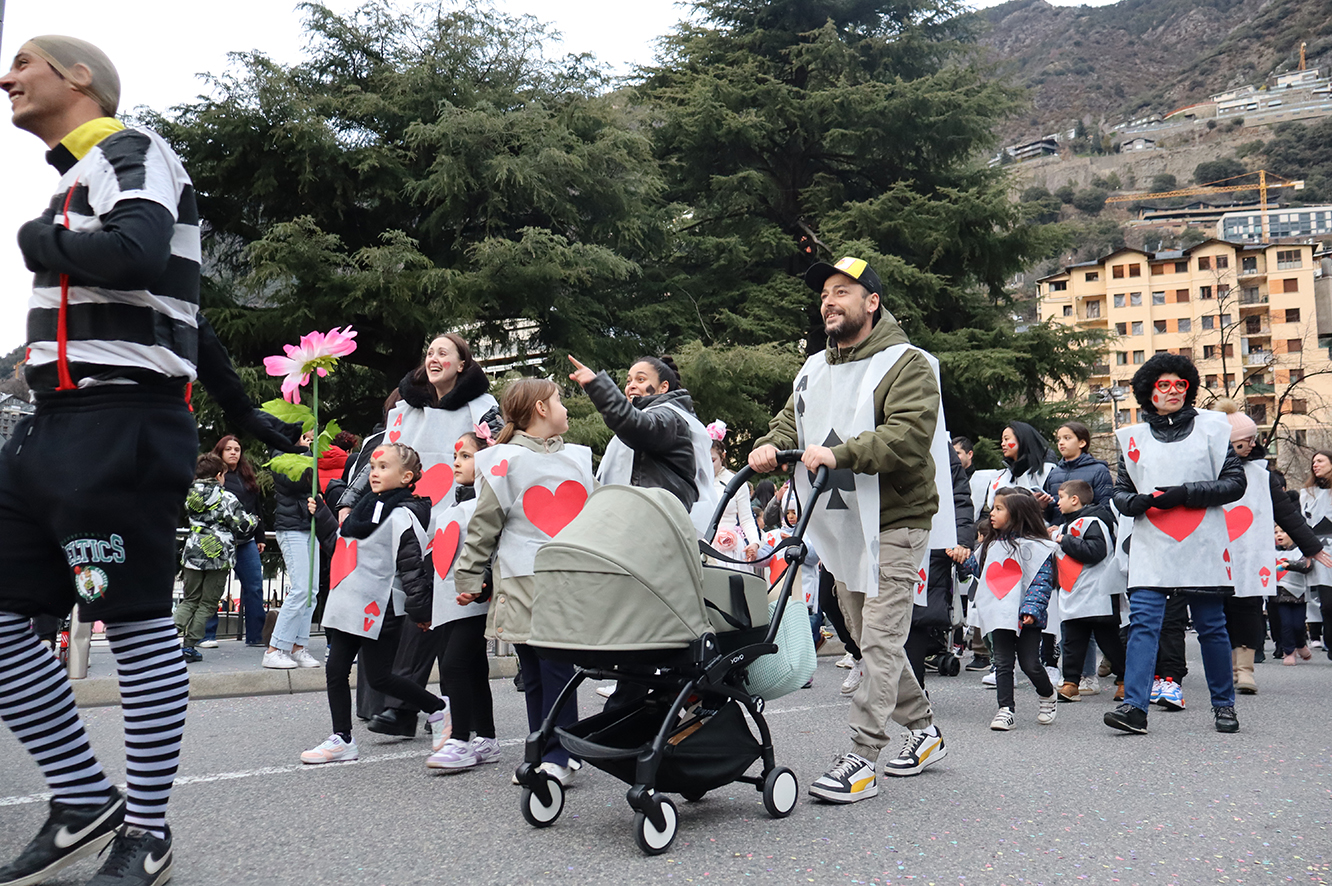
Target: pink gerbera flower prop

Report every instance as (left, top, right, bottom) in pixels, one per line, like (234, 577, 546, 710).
(263, 326, 358, 404)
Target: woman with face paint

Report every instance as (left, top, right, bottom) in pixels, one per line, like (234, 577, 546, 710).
(1105, 353, 1248, 737)
(981, 422, 1057, 516)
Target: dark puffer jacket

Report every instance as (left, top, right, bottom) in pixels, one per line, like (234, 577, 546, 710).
(271, 448, 315, 533)
(583, 371, 701, 510)
(1042, 453, 1114, 521)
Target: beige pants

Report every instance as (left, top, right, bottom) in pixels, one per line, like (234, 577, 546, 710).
(837, 527, 933, 761)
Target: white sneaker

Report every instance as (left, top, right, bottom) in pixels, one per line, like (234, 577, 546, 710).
(262, 649, 297, 670)
(1037, 695, 1058, 726)
(427, 738, 477, 771)
(981, 670, 997, 687)
(198, 640, 219, 649)
(836, 652, 856, 669)
(840, 660, 864, 696)
(990, 707, 1015, 731)
(1044, 665, 1062, 691)
(1079, 675, 1100, 695)
(809, 752, 877, 803)
(428, 700, 453, 752)
(469, 736, 502, 765)
(1311, 639, 1324, 650)
(291, 647, 321, 668)
(301, 734, 358, 764)
(538, 761, 577, 786)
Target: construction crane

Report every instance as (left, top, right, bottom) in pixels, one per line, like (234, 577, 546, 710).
(1105, 169, 1305, 241)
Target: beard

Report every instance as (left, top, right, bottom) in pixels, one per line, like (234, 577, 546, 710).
(825, 306, 869, 344)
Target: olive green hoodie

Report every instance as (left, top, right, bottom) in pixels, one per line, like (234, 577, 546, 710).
(755, 313, 939, 531)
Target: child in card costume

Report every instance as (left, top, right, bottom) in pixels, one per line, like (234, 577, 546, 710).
(952, 489, 1059, 730)
(301, 443, 452, 766)
(751, 256, 950, 805)
(1217, 407, 1327, 692)
(455, 379, 595, 786)
(419, 432, 502, 772)
(1298, 450, 1332, 661)
(1105, 354, 1247, 737)
(1273, 526, 1315, 664)
(1050, 480, 1125, 703)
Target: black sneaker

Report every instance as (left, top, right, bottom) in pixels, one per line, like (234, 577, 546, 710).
(964, 655, 991, 672)
(1213, 705, 1240, 733)
(181, 647, 202, 664)
(0, 790, 124, 886)
(1104, 703, 1149, 734)
(366, 708, 417, 737)
(87, 826, 172, 886)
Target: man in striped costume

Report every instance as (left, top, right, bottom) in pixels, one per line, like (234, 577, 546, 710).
(0, 37, 301, 886)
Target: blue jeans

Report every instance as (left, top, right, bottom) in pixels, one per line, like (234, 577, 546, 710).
(1123, 589, 1235, 712)
(269, 530, 319, 652)
(235, 540, 265, 644)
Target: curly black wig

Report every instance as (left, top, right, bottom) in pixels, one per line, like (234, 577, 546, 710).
(1130, 353, 1200, 414)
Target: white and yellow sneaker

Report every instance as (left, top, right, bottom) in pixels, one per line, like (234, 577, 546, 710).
(882, 726, 947, 775)
(809, 753, 877, 803)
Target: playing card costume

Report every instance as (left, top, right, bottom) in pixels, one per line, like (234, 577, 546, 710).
(0, 37, 305, 886)
(1108, 354, 1246, 731)
(1299, 481, 1332, 642)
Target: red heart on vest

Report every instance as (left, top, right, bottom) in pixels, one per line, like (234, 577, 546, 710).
(1057, 553, 1083, 592)
(1127, 438, 1140, 463)
(491, 459, 509, 478)
(1224, 548, 1232, 580)
(1259, 565, 1271, 588)
(431, 522, 462, 580)
(1145, 506, 1205, 543)
(985, 557, 1023, 599)
(329, 538, 357, 588)
(1070, 520, 1082, 537)
(1277, 558, 1289, 581)
(416, 464, 454, 506)
(524, 481, 588, 537)
(1224, 506, 1253, 541)
(388, 429, 402, 443)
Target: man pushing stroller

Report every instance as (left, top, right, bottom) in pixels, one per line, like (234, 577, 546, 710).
(750, 256, 950, 804)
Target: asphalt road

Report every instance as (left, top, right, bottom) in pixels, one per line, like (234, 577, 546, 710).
(2, 649, 1330, 885)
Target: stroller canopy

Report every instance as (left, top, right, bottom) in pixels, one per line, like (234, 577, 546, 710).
(531, 486, 713, 653)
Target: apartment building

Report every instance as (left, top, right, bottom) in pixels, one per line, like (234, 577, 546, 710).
(1037, 240, 1328, 458)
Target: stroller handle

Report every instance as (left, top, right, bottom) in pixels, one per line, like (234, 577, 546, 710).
(706, 450, 827, 541)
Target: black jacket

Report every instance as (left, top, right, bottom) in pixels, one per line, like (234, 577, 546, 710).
(1042, 453, 1114, 522)
(584, 371, 700, 510)
(1245, 441, 1323, 557)
(270, 448, 315, 533)
(223, 470, 264, 542)
(312, 488, 432, 621)
(1112, 406, 1246, 594)
(914, 447, 976, 629)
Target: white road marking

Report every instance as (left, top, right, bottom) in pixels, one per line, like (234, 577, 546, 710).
(0, 699, 843, 807)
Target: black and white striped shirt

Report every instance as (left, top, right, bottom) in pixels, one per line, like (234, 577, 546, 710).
(24, 121, 199, 391)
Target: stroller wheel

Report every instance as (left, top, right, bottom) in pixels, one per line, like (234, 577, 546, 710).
(520, 774, 564, 828)
(633, 795, 678, 855)
(940, 654, 960, 677)
(762, 767, 798, 818)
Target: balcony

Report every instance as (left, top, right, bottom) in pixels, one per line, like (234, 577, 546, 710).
(1244, 381, 1275, 395)
(1238, 264, 1266, 279)
(1090, 363, 1111, 376)
(1243, 351, 1275, 367)
(1238, 290, 1268, 308)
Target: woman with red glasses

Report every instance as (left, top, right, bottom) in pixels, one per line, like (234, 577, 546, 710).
(1104, 353, 1247, 736)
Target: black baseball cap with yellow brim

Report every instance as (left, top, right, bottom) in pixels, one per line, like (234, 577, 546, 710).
(804, 256, 883, 297)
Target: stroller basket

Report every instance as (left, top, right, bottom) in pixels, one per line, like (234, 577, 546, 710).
(557, 695, 761, 795)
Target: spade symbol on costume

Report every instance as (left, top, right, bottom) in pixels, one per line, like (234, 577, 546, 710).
(795, 375, 808, 418)
(808, 430, 857, 510)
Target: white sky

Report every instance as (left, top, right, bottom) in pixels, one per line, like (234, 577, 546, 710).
(0, 0, 1117, 354)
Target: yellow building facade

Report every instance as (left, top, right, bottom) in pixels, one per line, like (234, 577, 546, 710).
(1037, 240, 1328, 462)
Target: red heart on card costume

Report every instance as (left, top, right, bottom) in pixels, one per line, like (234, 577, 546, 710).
(1224, 506, 1253, 541)
(364, 601, 380, 616)
(1224, 548, 1232, 580)
(1145, 504, 1205, 542)
(1057, 554, 1083, 592)
(430, 522, 462, 580)
(985, 558, 1023, 599)
(524, 481, 588, 537)
(1127, 438, 1140, 463)
(416, 464, 454, 506)
(330, 539, 357, 588)
(1259, 566, 1271, 588)
(388, 430, 402, 443)
(490, 459, 509, 478)
(1277, 559, 1289, 582)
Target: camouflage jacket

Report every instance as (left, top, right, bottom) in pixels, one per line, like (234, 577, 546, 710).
(182, 479, 258, 571)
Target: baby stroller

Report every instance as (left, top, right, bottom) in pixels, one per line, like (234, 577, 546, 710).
(521, 451, 829, 854)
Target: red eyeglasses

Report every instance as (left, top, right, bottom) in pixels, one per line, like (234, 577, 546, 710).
(1154, 378, 1189, 393)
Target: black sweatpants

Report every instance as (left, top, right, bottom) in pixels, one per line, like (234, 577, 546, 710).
(1153, 593, 1191, 683)
(1062, 615, 1125, 683)
(1224, 595, 1266, 649)
(904, 628, 931, 691)
(373, 614, 447, 717)
(326, 615, 444, 739)
(1275, 601, 1308, 656)
(437, 614, 495, 740)
(1313, 586, 1332, 647)
(992, 626, 1052, 711)
(819, 567, 861, 660)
